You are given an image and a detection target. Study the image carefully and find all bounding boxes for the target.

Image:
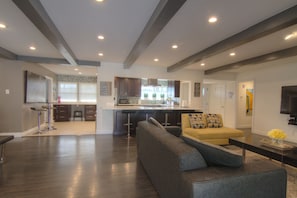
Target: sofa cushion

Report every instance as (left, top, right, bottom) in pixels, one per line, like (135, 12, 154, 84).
(181, 136, 243, 167)
(188, 113, 206, 128)
(206, 114, 223, 128)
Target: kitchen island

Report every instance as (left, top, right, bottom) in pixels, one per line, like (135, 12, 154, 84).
(107, 105, 202, 135)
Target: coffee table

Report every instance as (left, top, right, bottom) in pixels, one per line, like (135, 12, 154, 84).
(229, 134, 297, 167)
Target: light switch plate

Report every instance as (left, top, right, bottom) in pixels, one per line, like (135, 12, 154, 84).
(5, 89, 10, 94)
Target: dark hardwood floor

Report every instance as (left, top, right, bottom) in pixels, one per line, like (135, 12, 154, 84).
(0, 135, 158, 198)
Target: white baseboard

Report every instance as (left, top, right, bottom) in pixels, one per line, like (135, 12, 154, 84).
(96, 130, 113, 135)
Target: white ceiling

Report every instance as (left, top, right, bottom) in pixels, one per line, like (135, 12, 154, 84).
(0, 0, 297, 76)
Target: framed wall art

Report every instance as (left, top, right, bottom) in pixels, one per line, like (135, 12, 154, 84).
(194, 82, 200, 97)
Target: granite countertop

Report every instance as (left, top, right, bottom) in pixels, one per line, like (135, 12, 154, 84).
(53, 103, 96, 105)
(102, 105, 201, 111)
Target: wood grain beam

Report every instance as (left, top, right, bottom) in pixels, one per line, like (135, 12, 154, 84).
(123, 0, 187, 69)
(167, 5, 297, 72)
(17, 55, 100, 66)
(0, 45, 101, 66)
(0, 47, 17, 60)
(12, 0, 78, 65)
(204, 46, 297, 75)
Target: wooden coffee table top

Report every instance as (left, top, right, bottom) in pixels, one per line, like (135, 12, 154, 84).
(229, 133, 297, 167)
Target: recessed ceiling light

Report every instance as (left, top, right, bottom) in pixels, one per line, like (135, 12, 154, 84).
(96, 0, 104, 2)
(98, 35, 105, 40)
(172, 44, 178, 49)
(154, 58, 159, 62)
(284, 32, 297, 40)
(29, 46, 36, 50)
(229, 52, 236, 56)
(200, 63, 205, 66)
(208, 16, 218, 23)
(0, 23, 6, 29)
(74, 68, 79, 71)
(78, 72, 82, 75)
(98, 53, 104, 56)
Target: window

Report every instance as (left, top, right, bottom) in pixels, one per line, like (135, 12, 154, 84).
(58, 82, 77, 102)
(58, 82, 97, 103)
(141, 86, 168, 100)
(79, 83, 97, 102)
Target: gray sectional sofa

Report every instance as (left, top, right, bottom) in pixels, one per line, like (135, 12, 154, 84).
(136, 120, 287, 198)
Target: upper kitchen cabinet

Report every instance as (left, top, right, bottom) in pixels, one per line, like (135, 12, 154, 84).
(174, 81, 180, 98)
(115, 77, 141, 97)
(168, 80, 180, 98)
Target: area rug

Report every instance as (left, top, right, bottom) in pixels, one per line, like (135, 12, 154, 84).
(224, 145, 297, 198)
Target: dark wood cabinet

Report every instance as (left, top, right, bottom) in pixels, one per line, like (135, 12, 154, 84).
(84, 105, 96, 121)
(115, 77, 141, 98)
(113, 111, 123, 135)
(113, 110, 155, 136)
(113, 109, 200, 135)
(128, 78, 141, 97)
(174, 80, 180, 97)
(168, 80, 180, 98)
(54, 105, 71, 122)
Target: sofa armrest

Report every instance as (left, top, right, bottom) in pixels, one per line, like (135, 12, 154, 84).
(181, 159, 287, 198)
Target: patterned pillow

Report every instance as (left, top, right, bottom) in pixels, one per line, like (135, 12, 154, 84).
(188, 113, 207, 128)
(206, 114, 223, 128)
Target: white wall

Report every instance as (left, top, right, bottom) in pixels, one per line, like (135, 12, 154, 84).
(95, 62, 204, 134)
(237, 58, 297, 143)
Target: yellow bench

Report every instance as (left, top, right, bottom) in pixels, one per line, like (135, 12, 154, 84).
(182, 114, 244, 145)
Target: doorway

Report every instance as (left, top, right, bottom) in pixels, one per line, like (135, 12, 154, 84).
(32, 76, 97, 136)
(237, 81, 254, 128)
(202, 80, 236, 128)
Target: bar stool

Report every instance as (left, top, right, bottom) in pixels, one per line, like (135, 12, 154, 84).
(122, 110, 135, 137)
(73, 111, 83, 121)
(30, 107, 47, 133)
(162, 110, 172, 126)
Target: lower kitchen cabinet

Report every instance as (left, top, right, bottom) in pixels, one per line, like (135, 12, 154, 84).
(85, 105, 96, 121)
(53, 105, 71, 121)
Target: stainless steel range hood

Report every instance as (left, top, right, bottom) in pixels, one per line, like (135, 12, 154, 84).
(147, 78, 158, 86)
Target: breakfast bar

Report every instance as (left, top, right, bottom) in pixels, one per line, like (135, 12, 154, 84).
(110, 105, 202, 135)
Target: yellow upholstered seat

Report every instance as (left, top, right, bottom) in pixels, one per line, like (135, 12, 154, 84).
(182, 114, 244, 145)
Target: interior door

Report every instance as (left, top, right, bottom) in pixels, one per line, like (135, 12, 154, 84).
(208, 83, 226, 120)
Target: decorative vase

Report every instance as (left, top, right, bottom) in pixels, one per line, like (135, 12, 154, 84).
(271, 138, 284, 145)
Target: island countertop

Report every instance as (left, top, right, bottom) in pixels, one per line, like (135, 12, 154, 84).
(102, 105, 202, 111)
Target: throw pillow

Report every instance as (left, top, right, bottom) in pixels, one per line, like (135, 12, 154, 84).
(188, 113, 207, 128)
(148, 117, 166, 131)
(181, 136, 243, 167)
(206, 114, 223, 128)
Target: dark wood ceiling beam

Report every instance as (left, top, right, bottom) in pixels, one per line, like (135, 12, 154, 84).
(123, 0, 187, 69)
(167, 5, 297, 72)
(204, 46, 297, 75)
(12, 0, 78, 65)
(0, 47, 17, 60)
(17, 55, 100, 67)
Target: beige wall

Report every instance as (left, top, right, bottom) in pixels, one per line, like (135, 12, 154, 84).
(0, 58, 56, 134)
